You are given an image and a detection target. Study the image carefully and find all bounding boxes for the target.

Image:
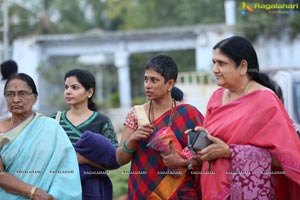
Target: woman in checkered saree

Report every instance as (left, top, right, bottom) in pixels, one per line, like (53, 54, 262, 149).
(116, 55, 204, 200)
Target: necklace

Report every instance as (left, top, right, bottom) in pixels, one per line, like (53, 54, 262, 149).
(228, 80, 252, 102)
(148, 99, 176, 128)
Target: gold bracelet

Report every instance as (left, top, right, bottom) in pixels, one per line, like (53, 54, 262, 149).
(30, 186, 37, 200)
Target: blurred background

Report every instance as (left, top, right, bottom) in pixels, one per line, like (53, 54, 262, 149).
(1, 0, 300, 198)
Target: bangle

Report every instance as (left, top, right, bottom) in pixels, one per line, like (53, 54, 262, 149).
(30, 186, 37, 200)
(122, 141, 136, 153)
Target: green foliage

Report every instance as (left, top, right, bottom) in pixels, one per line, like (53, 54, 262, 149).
(132, 96, 147, 106)
(235, 13, 276, 41)
(54, 0, 90, 33)
(3, 0, 111, 42)
(37, 57, 119, 112)
(38, 57, 85, 84)
(129, 50, 196, 99)
(100, 65, 119, 109)
(37, 57, 85, 111)
(108, 163, 130, 198)
(94, 99, 107, 112)
(110, 92, 120, 108)
(4, 0, 299, 43)
(7, 0, 300, 111)
(165, 50, 196, 72)
(5, 0, 60, 40)
(286, 13, 300, 39)
(129, 54, 148, 98)
(106, 0, 225, 30)
(235, 1, 300, 42)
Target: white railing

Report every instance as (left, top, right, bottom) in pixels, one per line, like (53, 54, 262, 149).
(177, 71, 216, 85)
(176, 71, 218, 114)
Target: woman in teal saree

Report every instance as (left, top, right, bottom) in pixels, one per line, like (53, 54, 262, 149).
(0, 73, 81, 200)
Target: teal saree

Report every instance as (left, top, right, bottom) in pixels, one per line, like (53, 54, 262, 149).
(0, 113, 82, 199)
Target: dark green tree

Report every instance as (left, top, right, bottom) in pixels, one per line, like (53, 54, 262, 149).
(106, 0, 225, 30)
(235, 0, 300, 41)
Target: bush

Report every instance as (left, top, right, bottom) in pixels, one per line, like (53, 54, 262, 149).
(109, 163, 130, 198)
(132, 96, 147, 106)
(110, 92, 120, 108)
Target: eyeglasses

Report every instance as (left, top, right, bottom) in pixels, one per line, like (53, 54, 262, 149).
(4, 91, 33, 99)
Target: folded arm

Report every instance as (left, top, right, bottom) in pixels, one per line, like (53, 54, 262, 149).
(76, 153, 106, 170)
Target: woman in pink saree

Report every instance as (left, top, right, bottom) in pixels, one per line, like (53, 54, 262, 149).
(196, 36, 300, 200)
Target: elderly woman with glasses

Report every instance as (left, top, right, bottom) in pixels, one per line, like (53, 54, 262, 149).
(0, 73, 82, 200)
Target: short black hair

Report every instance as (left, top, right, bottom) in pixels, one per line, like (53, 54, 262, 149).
(144, 55, 178, 83)
(1, 60, 18, 80)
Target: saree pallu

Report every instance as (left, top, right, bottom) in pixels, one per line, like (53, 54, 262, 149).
(125, 104, 204, 200)
(201, 88, 300, 200)
(0, 113, 82, 200)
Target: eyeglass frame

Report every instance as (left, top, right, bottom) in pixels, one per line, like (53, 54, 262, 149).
(4, 90, 34, 99)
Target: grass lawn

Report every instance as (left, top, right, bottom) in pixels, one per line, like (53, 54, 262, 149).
(108, 163, 130, 199)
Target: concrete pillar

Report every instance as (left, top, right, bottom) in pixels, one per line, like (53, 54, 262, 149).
(225, 0, 236, 26)
(95, 68, 104, 102)
(114, 50, 131, 109)
(12, 38, 42, 109)
(195, 32, 211, 71)
(2, 0, 10, 60)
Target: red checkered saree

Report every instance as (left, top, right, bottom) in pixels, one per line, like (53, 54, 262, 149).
(123, 103, 204, 200)
(201, 88, 300, 200)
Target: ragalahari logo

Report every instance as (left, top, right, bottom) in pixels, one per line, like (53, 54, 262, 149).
(241, 2, 254, 15)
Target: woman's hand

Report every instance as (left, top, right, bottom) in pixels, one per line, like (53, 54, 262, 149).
(33, 188, 57, 200)
(76, 153, 105, 170)
(198, 135, 230, 161)
(130, 123, 154, 142)
(161, 142, 184, 170)
(185, 126, 207, 134)
(76, 152, 88, 164)
(1, 157, 56, 200)
(117, 124, 154, 166)
(125, 123, 154, 150)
